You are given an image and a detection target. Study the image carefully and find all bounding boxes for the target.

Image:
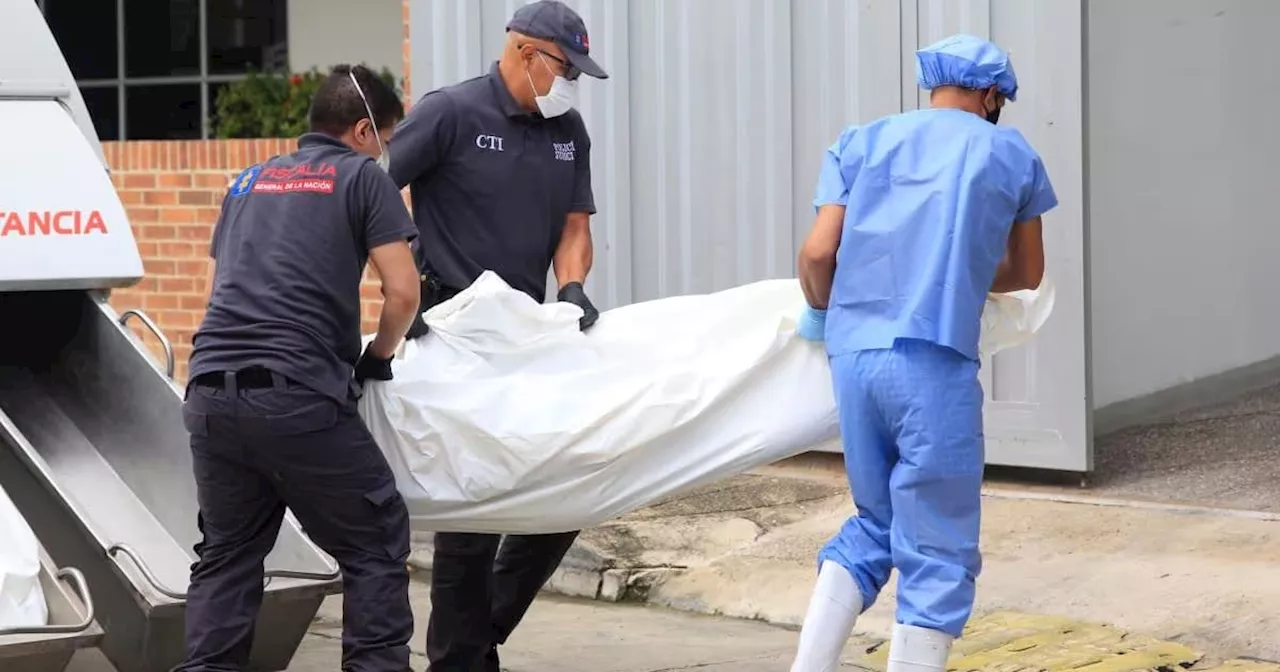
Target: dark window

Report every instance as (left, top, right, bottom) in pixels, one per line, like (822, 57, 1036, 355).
(44, 0, 119, 80)
(80, 87, 121, 141)
(207, 0, 289, 74)
(41, 0, 290, 140)
(124, 0, 202, 78)
(126, 85, 202, 140)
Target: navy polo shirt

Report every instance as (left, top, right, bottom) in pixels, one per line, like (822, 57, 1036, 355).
(388, 62, 596, 302)
(190, 133, 418, 405)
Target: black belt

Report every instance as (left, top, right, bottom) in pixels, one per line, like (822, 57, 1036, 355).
(428, 284, 460, 310)
(420, 272, 461, 310)
(192, 367, 281, 390)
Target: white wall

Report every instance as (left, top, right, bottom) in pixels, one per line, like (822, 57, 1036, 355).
(288, 0, 403, 81)
(1088, 0, 1280, 409)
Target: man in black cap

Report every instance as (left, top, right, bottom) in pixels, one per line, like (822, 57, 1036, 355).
(386, 1, 608, 670)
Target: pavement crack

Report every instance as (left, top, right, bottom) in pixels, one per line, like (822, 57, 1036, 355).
(307, 630, 342, 642)
(312, 614, 343, 629)
(613, 494, 839, 521)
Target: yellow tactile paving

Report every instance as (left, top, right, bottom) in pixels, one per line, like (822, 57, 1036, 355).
(858, 611, 1204, 672)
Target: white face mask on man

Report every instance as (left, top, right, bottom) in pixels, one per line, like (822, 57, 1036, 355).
(527, 52, 578, 118)
(348, 71, 391, 172)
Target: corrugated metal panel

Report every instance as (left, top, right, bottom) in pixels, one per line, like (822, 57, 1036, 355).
(789, 0, 905, 255)
(885, 0, 1089, 470)
(623, 0, 792, 303)
(409, 0, 904, 309)
(408, 0, 1081, 319)
(409, 0, 1090, 470)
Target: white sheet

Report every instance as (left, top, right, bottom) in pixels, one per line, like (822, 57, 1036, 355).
(0, 483, 47, 628)
(359, 272, 1055, 535)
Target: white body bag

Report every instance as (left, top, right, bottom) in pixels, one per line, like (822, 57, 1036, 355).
(0, 483, 47, 628)
(359, 272, 1055, 534)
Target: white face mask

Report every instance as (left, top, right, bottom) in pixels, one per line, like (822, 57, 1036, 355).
(527, 53, 578, 118)
(349, 71, 391, 172)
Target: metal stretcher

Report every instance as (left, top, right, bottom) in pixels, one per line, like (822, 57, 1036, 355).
(0, 3, 343, 668)
(0, 292, 343, 671)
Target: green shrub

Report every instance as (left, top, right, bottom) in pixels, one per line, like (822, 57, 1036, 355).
(212, 66, 402, 139)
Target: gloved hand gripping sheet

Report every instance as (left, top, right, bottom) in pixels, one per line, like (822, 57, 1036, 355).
(0, 483, 48, 628)
(358, 271, 1055, 534)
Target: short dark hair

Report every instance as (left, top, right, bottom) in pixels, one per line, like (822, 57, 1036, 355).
(309, 64, 404, 136)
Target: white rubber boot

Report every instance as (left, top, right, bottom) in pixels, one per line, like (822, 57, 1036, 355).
(789, 561, 863, 672)
(886, 623, 954, 672)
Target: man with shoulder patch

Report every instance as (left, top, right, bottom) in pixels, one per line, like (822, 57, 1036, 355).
(176, 65, 421, 672)
(387, 1, 608, 670)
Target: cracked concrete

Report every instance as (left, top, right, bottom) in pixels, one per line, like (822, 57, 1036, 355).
(282, 582, 1280, 672)
(406, 471, 1280, 664)
(394, 405, 1280, 668)
(407, 474, 845, 604)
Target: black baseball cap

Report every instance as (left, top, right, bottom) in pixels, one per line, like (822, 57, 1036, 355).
(506, 0, 608, 80)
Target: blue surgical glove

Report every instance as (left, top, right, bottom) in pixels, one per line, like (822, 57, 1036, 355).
(796, 305, 827, 342)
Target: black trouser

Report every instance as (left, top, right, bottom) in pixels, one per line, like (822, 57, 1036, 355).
(426, 530, 580, 672)
(413, 274, 578, 671)
(176, 369, 413, 672)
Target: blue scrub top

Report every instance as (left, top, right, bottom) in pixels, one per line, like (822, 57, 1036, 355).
(815, 108, 1058, 361)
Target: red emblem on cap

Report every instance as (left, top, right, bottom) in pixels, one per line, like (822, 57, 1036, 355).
(576, 32, 589, 51)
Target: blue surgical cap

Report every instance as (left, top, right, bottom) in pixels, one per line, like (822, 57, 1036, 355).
(915, 34, 1018, 101)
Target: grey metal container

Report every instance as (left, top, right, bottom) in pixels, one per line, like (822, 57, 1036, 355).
(0, 291, 342, 671)
(0, 546, 103, 672)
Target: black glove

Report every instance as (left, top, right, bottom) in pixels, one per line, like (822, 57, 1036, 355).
(557, 282, 599, 331)
(353, 343, 395, 384)
(405, 313, 430, 340)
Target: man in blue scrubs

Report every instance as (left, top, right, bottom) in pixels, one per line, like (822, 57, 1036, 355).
(788, 34, 1057, 672)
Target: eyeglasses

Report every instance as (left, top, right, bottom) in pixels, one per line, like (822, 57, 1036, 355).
(535, 48, 581, 81)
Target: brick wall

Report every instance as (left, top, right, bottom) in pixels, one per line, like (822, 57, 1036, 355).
(106, 0, 413, 383)
(402, 0, 412, 101)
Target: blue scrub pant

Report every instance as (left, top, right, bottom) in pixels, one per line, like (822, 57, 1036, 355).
(817, 339, 984, 638)
(176, 369, 413, 672)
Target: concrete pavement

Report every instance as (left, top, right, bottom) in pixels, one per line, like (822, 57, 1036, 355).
(1089, 379, 1280, 511)
(286, 577, 1280, 672)
(62, 466, 1280, 671)
(410, 471, 1280, 664)
(285, 575, 864, 671)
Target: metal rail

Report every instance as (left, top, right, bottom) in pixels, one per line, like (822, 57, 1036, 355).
(108, 543, 340, 601)
(117, 310, 175, 380)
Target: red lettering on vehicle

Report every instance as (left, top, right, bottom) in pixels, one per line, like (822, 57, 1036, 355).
(0, 210, 109, 236)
